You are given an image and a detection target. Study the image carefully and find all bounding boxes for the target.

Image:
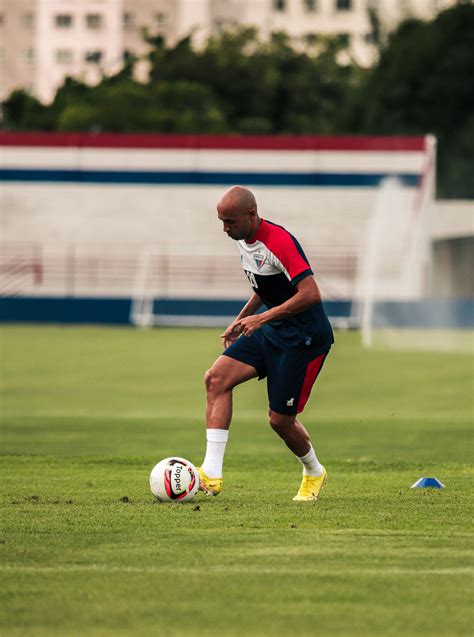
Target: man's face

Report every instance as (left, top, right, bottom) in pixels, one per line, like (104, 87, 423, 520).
(217, 208, 253, 241)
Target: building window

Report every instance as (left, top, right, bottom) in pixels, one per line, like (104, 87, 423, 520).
(55, 14, 73, 28)
(154, 12, 167, 27)
(273, 0, 286, 11)
(0, 13, 5, 27)
(56, 49, 73, 64)
(336, 0, 352, 10)
(22, 12, 35, 29)
(303, 0, 317, 11)
(85, 50, 103, 64)
(24, 47, 36, 64)
(86, 14, 103, 29)
(123, 12, 134, 31)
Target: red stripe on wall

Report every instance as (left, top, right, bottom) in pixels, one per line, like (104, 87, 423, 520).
(0, 132, 428, 152)
(297, 352, 327, 414)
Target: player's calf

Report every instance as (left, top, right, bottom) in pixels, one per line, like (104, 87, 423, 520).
(268, 410, 311, 458)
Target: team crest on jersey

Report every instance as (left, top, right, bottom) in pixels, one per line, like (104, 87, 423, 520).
(254, 253, 266, 270)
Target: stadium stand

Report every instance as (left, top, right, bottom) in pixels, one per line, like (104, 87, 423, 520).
(3, 132, 470, 332)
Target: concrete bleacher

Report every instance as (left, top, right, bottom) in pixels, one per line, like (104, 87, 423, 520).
(0, 133, 434, 304)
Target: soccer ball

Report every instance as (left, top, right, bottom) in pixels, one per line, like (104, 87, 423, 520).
(150, 457, 200, 503)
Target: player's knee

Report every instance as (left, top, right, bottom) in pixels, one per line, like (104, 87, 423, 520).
(269, 410, 295, 434)
(204, 366, 227, 395)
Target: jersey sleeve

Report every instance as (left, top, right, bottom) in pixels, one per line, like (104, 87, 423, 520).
(265, 227, 313, 285)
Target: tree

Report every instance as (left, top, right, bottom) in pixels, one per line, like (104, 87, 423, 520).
(146, 28, 358, 135)
(2, 89, 53, 130)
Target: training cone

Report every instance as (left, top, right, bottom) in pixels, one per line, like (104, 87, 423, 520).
(410, 477, 445, 489)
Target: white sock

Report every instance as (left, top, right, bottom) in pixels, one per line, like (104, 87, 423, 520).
(201, 428, 229, 478)
(297, 446, 324, 477)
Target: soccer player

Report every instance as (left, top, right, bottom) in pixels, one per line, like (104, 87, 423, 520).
(198, 186, 334, 501)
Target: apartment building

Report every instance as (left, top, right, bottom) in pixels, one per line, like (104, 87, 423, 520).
(0, 0, 461, 104)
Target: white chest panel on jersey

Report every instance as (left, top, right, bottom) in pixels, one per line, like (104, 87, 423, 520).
(237, 239, 290, 280)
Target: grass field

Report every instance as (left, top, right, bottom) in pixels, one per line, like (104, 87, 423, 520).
(0, 325, 473, 637)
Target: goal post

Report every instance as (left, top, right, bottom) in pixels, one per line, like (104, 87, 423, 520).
(130, 248, 155, 327)
(356, 135, 438, 348)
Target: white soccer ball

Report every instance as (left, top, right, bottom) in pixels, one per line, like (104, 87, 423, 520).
(150, 457, 200, 503)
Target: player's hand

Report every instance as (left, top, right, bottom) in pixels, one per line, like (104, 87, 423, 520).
(233, 315, 263, 338)
(220, 322, 242, 349)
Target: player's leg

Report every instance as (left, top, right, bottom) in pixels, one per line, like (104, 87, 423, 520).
(199, 335, 264, 495)
(204, 355, 257, 430)
(269, 410, 327, 501)
(268, 410, 310, 455)
(266, 347, 329, 500)
(268, 410, 325, 476)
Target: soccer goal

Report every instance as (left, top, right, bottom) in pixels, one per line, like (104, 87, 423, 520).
(130, 244, 363, 329)
(355, 135, 440, 348)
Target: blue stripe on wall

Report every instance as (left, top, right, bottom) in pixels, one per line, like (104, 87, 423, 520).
(1, 297, 473, 328)
(0, 297, 349, 324)
(0, 169, 420, 187)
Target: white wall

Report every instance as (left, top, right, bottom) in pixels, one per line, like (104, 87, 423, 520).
(0, 182, 378, 249)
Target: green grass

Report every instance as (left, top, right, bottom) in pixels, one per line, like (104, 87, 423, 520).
(0, 325, 473, 637)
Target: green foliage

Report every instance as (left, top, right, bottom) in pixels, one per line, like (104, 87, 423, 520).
(57, 103, 97, 131)
(53, 77, 227, 133)
(2, 89, 54, 130)
(0, 326, 473, 636)
(152, 81, 227, 133)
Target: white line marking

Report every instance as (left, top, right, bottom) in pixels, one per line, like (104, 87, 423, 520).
(1, 565, 472, 576)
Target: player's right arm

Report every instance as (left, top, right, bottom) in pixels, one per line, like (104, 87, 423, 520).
(221, 293, 263, 348)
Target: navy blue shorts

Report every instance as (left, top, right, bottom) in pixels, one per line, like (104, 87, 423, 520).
(222, 330, 329, 416)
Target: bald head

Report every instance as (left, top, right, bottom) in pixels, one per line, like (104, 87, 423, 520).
(217, 186, 257, 217)
(217, 186, 261, 242)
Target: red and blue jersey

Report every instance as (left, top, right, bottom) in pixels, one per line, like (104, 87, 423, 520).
(237, 219, 334, 352)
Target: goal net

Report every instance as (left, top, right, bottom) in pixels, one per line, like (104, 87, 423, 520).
(353, 136, 467, 350)
(129, 243, 362, 330)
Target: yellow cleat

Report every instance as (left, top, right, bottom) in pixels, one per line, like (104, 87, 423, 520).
(197, 467, 223, 497)
(293, 468, 327, 502)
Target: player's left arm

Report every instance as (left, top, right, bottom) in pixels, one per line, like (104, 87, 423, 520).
(234, 275, 321, 337)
